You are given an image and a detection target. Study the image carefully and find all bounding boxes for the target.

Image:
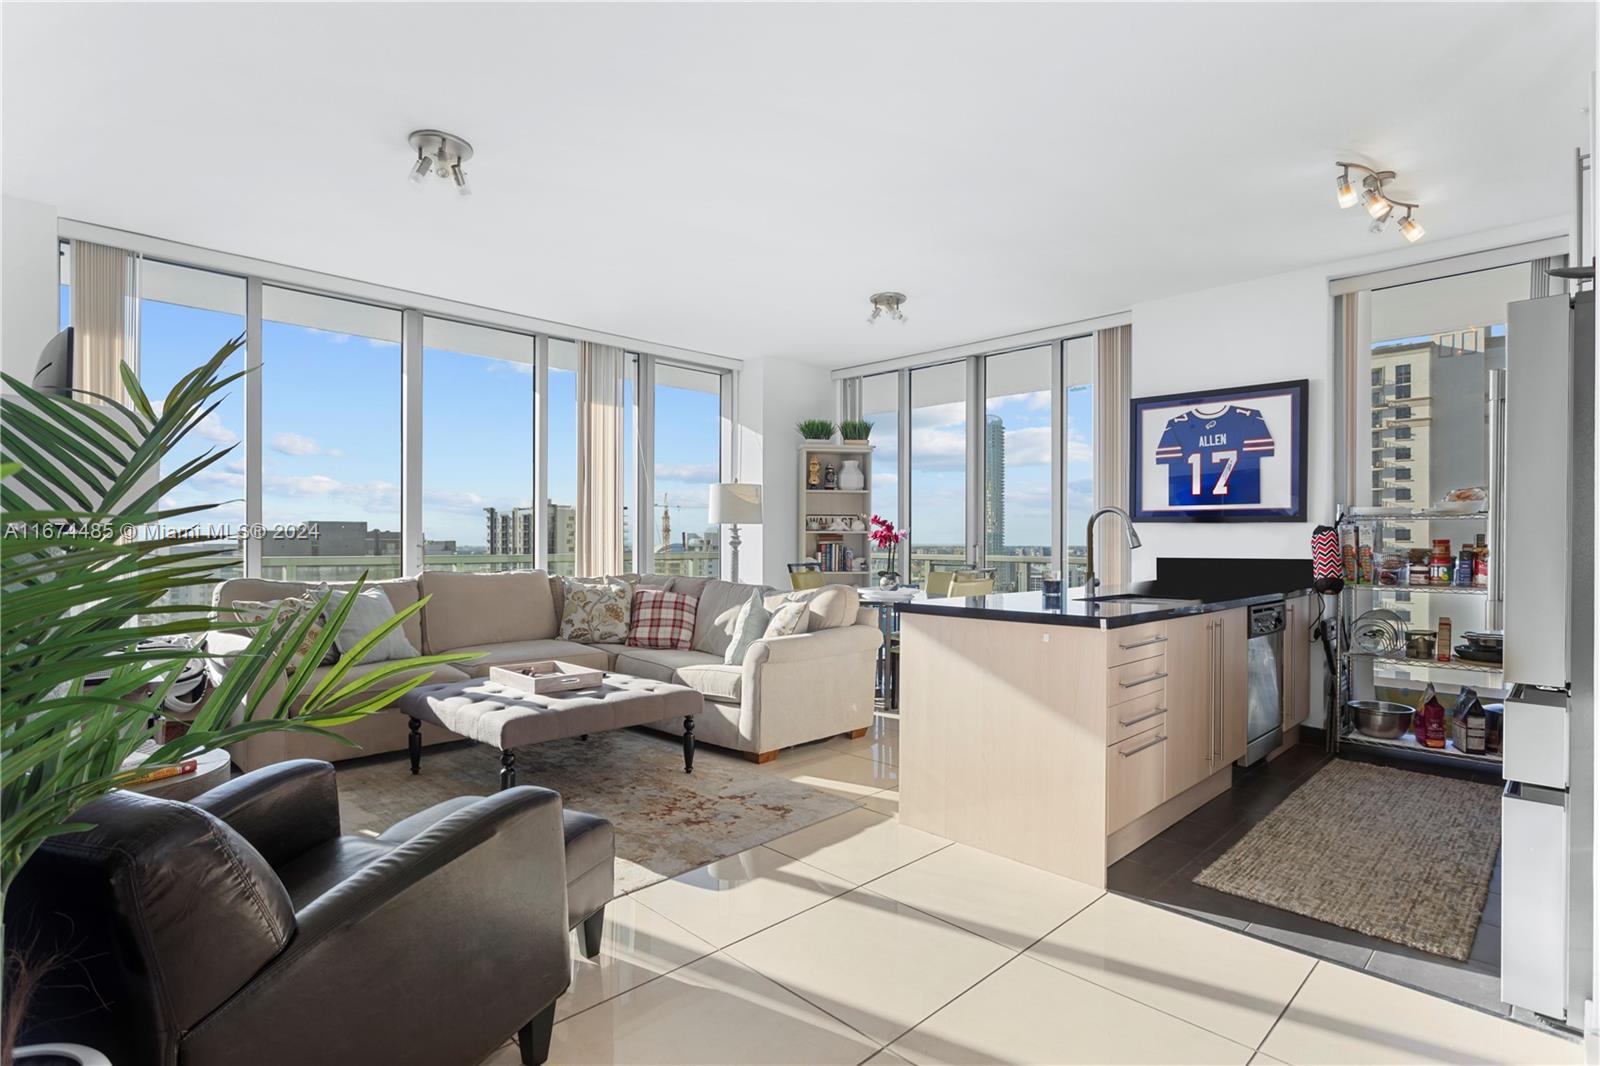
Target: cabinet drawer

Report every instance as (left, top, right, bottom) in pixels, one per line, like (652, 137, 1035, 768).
(1107, 653, 1168, 706)
(1107, 621, 1169, 667)
(1107, 690, 1167, 746)
(1107, 722, 1168, 832)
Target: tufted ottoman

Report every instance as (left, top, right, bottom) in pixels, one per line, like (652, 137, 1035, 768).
(396, 670, 704, 786)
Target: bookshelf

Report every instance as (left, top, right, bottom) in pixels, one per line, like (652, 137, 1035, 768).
(797, 440, 873, 583)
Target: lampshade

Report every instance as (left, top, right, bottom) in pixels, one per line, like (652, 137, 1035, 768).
(709, 482, 763, 524)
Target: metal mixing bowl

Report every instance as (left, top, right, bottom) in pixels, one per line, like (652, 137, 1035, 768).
(1348, 700, 1415, 740)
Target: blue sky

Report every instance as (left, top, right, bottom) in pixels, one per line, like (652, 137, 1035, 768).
(119, 293, 721, 550)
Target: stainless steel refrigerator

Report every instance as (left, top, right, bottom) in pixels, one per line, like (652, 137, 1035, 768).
(1501, 288, 1594, 1026)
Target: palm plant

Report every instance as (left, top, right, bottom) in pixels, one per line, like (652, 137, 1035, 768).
(0, 338, 472, 923)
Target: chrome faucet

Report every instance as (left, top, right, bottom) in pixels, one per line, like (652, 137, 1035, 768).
(1084, 506, 1142, 594)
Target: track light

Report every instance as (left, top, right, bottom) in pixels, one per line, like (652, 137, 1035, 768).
(406, 129, 474, 196)
(1335, 169, 1358, 209)
(1334, 161, 1424, 243)
(867, 292, 908, 325)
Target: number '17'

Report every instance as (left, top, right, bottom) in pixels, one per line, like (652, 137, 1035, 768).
(1186, 449, 1238, 496)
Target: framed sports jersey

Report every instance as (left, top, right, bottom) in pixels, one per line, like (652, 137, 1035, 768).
(1130, 379, 1307, 522)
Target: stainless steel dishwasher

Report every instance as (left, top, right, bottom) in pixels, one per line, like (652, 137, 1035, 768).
(1242, 599, 1285, 765)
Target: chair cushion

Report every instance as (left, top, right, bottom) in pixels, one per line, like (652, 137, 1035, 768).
(419, 570, 559, 653)
(626, 588, 697, 650)
(445, 639, 609, 677)
(559, 577, 631, 643)
(275, 835, 395, 911)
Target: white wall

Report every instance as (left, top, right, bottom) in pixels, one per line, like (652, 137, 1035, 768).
(735, 355, 835, 589)
(1130, 268, 1335, 579)
(2, 195, 59, 384)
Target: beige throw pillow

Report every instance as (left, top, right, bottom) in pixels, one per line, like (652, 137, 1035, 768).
(559, 577, 632, 643)
(763, 601, 809, 639)
(227, 593, 337, 670)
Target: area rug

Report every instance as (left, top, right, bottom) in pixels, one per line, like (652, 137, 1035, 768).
(334, 730, 859, 895)
(1193, 759, 1501, 961)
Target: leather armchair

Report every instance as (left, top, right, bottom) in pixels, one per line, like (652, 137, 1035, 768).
(6, 760, 570, 1066)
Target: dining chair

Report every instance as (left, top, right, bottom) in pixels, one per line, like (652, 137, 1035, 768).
(947, 575, 996, 597)
(924, 570, 956, 598)
(789, 567, 827, 590)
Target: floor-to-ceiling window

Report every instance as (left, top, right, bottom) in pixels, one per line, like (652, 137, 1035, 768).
(546, 338, 581, 576)
(137, 259, 247, 608)
(422, 318, 534, 573)
(261, 287, 403, 582)
(622, 355, 637, 572)
(982, 345, 1051, 592)
(1063, 334, 1096, 588)
(652, 362, 722, 577)
(909, 361, 967, 585)
(861, 371, 899, 576)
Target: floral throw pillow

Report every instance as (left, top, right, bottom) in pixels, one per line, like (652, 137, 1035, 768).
(627, 588, 698, 650)
(559, 577, 632, 644)
(228, 593, 337, 670)
(762, 601, 809, 639)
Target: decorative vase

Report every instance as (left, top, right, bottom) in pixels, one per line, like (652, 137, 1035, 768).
(838, 459, 865, 491)
(879, 571, 900, 590)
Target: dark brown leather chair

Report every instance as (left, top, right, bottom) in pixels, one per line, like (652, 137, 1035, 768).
(6, 760, 571, 1066)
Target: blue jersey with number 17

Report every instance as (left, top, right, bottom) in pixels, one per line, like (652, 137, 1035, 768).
(1154, 406, 1275, 506)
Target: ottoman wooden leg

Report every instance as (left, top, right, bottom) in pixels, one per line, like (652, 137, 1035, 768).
(408, 717, 422, 775)
(500, 749, 517, 791)
(682, 715, 696, 773)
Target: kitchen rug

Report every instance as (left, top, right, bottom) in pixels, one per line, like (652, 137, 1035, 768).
(334, 728, 860, 895)
(1193, 759, 1501, 961)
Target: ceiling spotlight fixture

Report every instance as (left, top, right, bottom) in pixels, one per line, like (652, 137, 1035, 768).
(868, 292, 908, 325)
(408, 129, 474, 196)
(1335, 167, 1359, 209)
(1398, 209, 1425, 244)
(1334, 161, 1423, 243)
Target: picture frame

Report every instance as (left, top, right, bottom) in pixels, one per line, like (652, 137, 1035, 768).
(1130, 378, 1308, 522)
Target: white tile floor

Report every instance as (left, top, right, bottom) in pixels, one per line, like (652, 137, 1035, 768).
(482, 717, 1581, 1066)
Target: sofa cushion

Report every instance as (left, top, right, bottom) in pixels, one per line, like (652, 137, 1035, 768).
(764, 601, 809, 638)
(676, 661, 742, 703)
(689, 579, 761, 658)
(612, 647, 719, 684)
(326, 584, 421, 665)
(763, 584, 860, 632)
(227, 592, 338, 669)
(445, 639, 609, 677)
(418, 570, 558, 653)
(287, 659, 471, 716)
(559, 577, 631, 643)
(216, 576, 424, 652)
(723, 588, 772, 665)
(627, 588, 698, 650)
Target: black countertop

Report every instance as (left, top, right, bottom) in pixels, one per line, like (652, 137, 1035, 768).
(896, 580, 1315, 630)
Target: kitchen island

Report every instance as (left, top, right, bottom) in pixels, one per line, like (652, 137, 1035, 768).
(896, 585, 1309, 887)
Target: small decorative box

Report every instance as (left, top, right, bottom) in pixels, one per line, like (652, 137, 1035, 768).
(490, 660, 605, 695)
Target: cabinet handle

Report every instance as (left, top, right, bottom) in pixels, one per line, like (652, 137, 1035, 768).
(1120, 733, 1168, 758)
(1118, 671, 1168, 689)
(1117, 634, 1168, 650)
(1118, 706, 1167, 728)
(1209, 621, 1220, 762)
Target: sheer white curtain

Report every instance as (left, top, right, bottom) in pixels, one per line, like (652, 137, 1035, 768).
(576, 341, 625, 575)
(1093, 324, 1133, 587)
(69, 241, 133, 405)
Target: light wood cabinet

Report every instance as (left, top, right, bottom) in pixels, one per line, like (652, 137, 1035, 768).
(1216, 606, 1249, 765)
(1163, 613, 1214, 799)
(1107, 722, 1169, 833)
(1282, 593, 1312, 729)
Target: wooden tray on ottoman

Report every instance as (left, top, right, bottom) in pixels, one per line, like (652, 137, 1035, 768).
(489, 660, 605, 695)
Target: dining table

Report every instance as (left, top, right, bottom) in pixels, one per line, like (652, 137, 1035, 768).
(856, 585, 923, 710)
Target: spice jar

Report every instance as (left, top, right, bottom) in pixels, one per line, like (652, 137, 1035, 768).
(1429, 539, 1454, 585)
(1436, 616, 1453, 662)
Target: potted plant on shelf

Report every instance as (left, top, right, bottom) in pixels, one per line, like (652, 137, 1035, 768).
(839, 419, 873, 446)
(869, 515, 910, 590)
(0, 340, 473, 1064)
(796, 418, 836, 443)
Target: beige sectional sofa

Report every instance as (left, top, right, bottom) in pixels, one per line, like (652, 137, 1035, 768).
(206, 569, 881, 771)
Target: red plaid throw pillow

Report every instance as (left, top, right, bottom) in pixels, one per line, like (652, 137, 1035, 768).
(626, 588, 698, 650)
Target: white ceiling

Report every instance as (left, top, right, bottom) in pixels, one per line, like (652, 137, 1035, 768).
(3, 3, 1591, 366)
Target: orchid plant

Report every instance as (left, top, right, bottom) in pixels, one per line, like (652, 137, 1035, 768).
(868, 514, 909, 578)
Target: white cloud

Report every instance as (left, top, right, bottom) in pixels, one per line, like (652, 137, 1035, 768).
(193, 413, 239, 446)
(422, 488, 490, 513)
(271, 431, 342, 458)
(192, 469, 246, 490)
(264, 473, 400, 511)
(655, 463, 720, 483)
